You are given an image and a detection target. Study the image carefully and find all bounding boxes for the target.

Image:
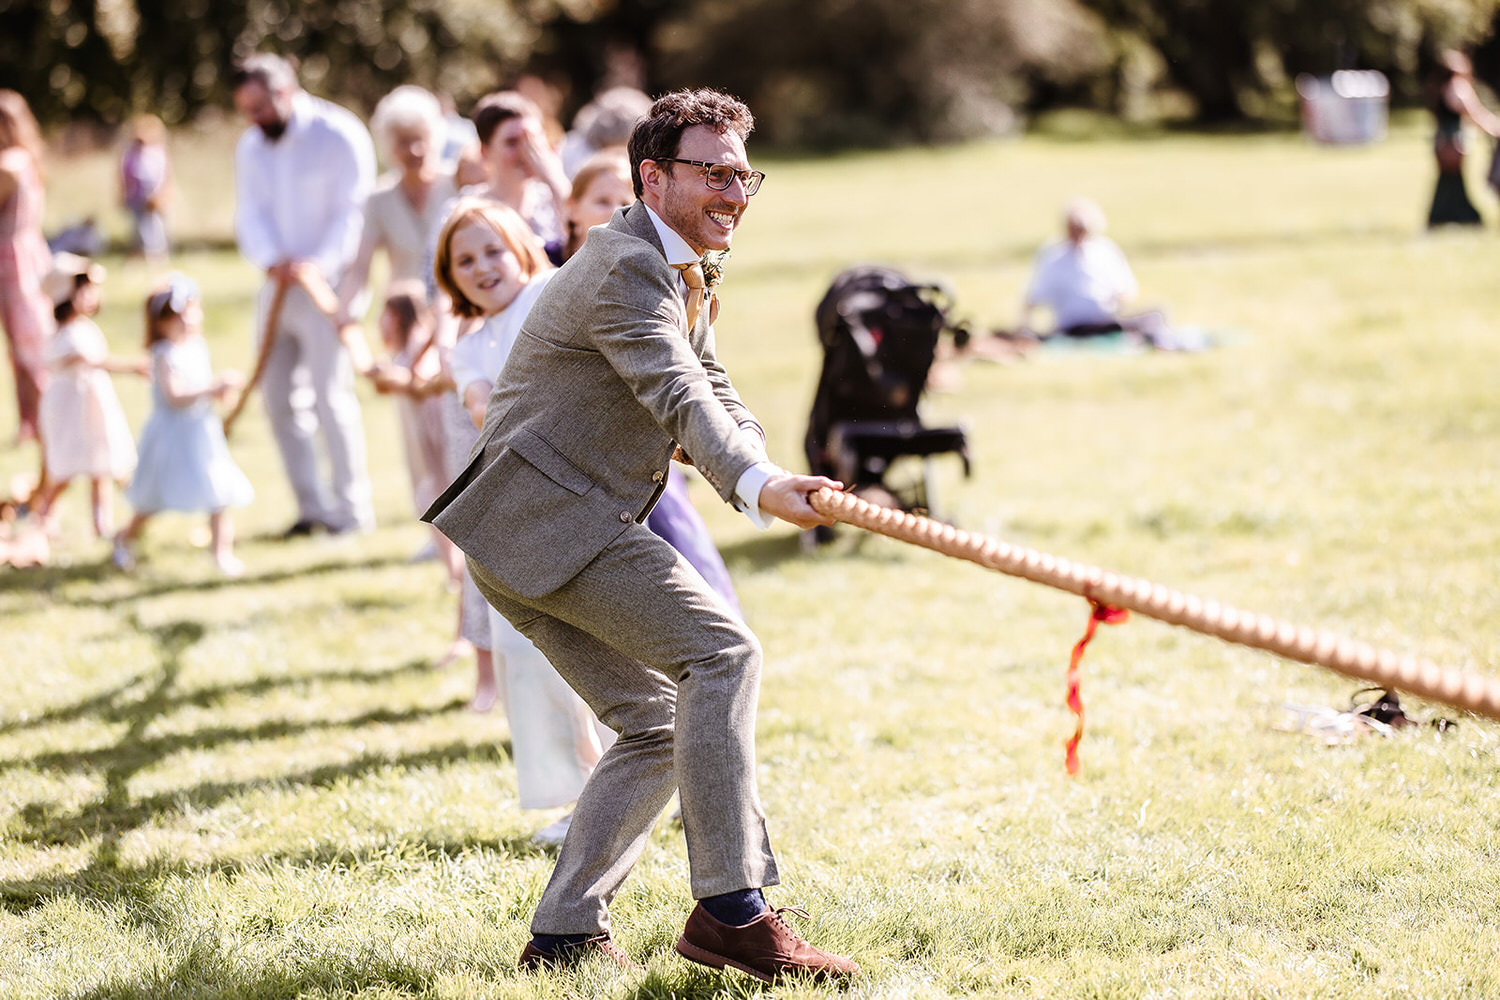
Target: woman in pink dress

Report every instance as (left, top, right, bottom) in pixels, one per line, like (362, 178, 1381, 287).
(0, 90, 53, 444)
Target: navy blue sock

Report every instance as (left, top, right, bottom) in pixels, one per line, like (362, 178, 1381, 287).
(530, 931, 594, 953)
(700, 888, 767, 926)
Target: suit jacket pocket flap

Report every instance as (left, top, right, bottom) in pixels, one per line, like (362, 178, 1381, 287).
(510, 430, 595, 496)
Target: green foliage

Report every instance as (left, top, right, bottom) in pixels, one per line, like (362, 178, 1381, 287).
(0, 0, 599, 124)
(1083, 0, 1500, 120)
(648, 0, 1109, 147)
(7, 0, 1500, 137)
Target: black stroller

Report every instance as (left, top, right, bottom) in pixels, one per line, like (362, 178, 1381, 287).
(804, 266, 971, 540)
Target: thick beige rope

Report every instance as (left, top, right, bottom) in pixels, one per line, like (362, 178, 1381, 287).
(809, 488, 1500, 721)
(223, 278, 290, 438)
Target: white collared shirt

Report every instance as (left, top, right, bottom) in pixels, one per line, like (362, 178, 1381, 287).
(1025, 235, 1138, 330)
(235, 91, 376, 285)
(641, 203, 778, 529)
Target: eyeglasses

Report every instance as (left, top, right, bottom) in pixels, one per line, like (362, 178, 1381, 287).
(656, 158, 765, 196)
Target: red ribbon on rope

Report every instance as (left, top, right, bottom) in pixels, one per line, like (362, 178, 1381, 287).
(1065, 600, 1130, 775)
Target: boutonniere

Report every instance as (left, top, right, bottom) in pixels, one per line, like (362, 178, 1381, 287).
(700, 249, 730, 288)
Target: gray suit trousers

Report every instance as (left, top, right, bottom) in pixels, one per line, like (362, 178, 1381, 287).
(467, 521, 780, 935)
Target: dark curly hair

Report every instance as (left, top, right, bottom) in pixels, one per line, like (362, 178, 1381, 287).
(626, 89, 754, 198)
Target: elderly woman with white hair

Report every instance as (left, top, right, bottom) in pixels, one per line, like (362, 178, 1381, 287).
(334, 85, 462, 576)
(1019, 197, 1169, 345)
(338, 85, 458, 309)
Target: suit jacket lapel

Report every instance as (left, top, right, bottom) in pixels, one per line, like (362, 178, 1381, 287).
(618, 201, 664, 253)
(618, 201, 704, 341)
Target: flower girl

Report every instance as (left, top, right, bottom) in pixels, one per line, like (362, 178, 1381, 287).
(113, 273, 253, 575)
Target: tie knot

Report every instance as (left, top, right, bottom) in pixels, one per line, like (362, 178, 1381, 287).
(674, 261, 706, 290)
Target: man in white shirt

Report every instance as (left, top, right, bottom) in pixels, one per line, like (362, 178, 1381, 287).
(1021, 197, 1167, 342)
(232, 53, 375, 536)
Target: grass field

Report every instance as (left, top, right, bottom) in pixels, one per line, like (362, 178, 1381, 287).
(3, 116, 1499, 998)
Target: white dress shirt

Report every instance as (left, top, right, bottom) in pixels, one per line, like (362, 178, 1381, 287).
(235, 91, 376, 284)
(642, 204, 777, 529)
(1025, 235, 1138, 331)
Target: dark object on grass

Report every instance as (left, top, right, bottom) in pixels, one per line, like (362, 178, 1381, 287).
(1351, 686, 1455, 732)
(804, 266, 971, 542)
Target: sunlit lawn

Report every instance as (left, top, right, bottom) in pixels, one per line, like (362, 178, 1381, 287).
(2, 114, 1498, 998)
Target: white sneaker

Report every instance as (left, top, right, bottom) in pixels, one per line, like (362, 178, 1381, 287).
(111, 536, 135, 571)
(531, 812, 572, 847)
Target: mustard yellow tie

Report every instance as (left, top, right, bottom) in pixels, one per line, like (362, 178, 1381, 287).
(673, 261, 707, 331)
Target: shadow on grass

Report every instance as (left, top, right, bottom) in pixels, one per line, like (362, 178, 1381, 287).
(0, 656, 440, 737)
(7, 829, 779, 998)
(716, 527, 911, 574)
(714, 533, 804, 573)
(1, 829, 548, 918)
(0, 553, 117, 591)
(10, 737, 512, 856)
(0, 697, 480, 776)
(60, 934, 772, 1000)
(626, 968, 770, 999)
(68, 938, 440, 1000)
(0, 550, 418, 605)
(0, 612, 516, 917)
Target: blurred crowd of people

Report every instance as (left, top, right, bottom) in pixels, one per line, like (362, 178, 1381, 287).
(9, 43, 1500, 845)
(0, 61, 739, 844)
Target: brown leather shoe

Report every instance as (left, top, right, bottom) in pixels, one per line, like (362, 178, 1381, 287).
(675, 902, 861, 983)
(518, 935, 642, 972)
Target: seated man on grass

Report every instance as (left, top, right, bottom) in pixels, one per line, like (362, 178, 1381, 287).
(1019, 197, 1171, 347)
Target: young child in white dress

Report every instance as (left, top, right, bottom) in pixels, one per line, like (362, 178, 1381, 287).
(34, 253, 146, 539)
(433, 198, 614, 845)
(114, 273, 254, 575)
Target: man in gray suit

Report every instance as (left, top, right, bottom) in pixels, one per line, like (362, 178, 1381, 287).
(424, 90, 860, 983)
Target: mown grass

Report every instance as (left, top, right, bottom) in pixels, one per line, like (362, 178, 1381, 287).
(4, 117, 1499, 998)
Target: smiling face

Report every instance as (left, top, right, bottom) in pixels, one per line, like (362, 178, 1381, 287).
(447, 222, 525, 315)
(568, 165, 634, 234)
(641, 124, 750, 255)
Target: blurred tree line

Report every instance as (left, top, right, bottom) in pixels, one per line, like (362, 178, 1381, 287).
(3, 0, 1500, 143)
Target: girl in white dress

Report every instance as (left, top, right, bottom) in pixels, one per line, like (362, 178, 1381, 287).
(434, 198, 614, 844)
(114, 273, 253, 575)
(35, 253, 145, 539)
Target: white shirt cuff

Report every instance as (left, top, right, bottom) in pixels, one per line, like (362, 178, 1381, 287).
(733, 461, 780, 530)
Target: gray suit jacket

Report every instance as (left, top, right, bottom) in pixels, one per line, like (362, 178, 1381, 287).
(423, 202, 766, 598)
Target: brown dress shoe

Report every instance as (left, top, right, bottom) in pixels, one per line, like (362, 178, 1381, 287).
(518, 935, 642, 972)
(675, 902, 861, 983)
